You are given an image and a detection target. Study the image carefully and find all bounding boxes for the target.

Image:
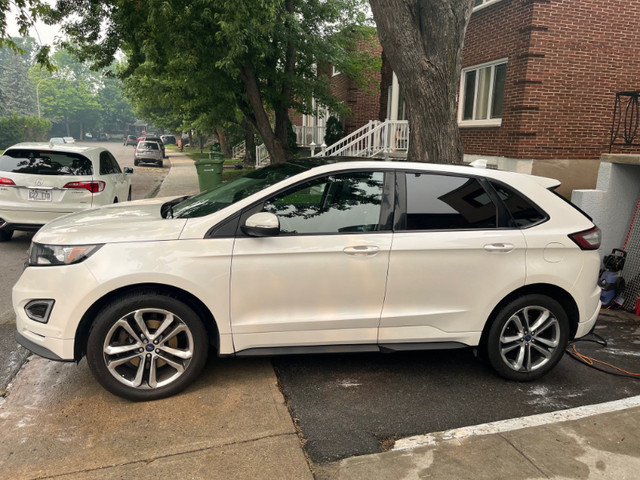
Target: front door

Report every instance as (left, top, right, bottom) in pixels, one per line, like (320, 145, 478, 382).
(230, 170, 394, 353)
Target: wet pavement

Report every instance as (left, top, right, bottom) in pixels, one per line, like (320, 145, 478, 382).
(273, 310, 640, 463)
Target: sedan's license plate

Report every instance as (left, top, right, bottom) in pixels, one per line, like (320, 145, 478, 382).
(28, 189, 52, 201)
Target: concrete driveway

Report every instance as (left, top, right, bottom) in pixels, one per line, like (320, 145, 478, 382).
(0, 356, 311, 479)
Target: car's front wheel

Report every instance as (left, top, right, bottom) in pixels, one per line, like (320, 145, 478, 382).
(486, 295, 569, 381)
(0, 229, 13, 242)
(86, 293, 209, 401)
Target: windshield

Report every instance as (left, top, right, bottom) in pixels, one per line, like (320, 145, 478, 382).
(172, 162, 309, 218)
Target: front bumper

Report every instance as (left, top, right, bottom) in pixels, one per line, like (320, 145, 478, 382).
(13, 262, 101, 362)
(15, 331, 71, 362)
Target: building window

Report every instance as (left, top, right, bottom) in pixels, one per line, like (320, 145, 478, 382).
(473, 0, 504, 12)
(332, 66, 340, 77)
(459, 59, 507, 127)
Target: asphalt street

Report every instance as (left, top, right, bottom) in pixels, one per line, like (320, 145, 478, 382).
(273, 310, 640, 463)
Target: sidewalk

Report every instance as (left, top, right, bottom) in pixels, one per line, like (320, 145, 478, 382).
(157, 149, 201, 197)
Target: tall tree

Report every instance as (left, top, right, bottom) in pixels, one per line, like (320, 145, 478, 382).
(48, 0, 374, 163)
(369, 0, 474, 164)
(0, 37, 38, 117)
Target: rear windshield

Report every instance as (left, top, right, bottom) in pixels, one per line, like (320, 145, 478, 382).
(139, 142, 159, 150)
(0, 149, 93, 176)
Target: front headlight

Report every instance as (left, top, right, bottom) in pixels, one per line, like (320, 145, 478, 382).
(28, 243, 103, 266)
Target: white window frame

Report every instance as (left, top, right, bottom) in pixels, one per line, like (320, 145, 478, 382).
(458, 58, 507, 128)
(332, 66, 341, 77)
(473, 0, 505, 13)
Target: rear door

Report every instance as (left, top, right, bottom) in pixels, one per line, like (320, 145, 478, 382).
(379, 171, 527, 347)
(0, 148, 95, 213)
(98, 150, 128, 203)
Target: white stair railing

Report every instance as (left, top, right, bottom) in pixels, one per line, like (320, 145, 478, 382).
(293, 125, 326, 147)
(256, 144, 270, 167)
(232, 141, 246, 159)
(314, 119, 409, 158)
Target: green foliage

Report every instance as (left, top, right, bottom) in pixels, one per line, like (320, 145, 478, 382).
(0, 114, 52, 149)
(0, 1, 53, 70)
(28, 49, 135, 136)
(324, 116, 344, 146)
(0, 38, 38, 117)
(48, 0, 374, 162)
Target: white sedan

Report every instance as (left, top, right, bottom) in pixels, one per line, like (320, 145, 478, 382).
(0, 143, 133, 241)
(13, 160, 601, 401)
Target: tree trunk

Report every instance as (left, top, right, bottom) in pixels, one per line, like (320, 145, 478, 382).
(65, 117, 71, 137)
(369, 0, 474, 164)
(241, 117, 256, 167)
(216, 127, 232, 158)
(239, 60, 289, 164)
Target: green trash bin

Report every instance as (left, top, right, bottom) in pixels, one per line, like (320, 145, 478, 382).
(195, 152, 225, 191)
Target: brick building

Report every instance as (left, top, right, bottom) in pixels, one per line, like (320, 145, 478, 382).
(294, 0, 640, 193)
(457, 0, 640, 193)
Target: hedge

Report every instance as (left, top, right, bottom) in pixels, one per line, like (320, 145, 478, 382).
(0, 115, 52, 150)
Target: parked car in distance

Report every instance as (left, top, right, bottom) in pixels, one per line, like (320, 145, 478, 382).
(84, 132, 93, 140)
(124, 135, 138, 146)
(134, 140, 163, 167)
(13, 159, 601, 401)
(0, 143, 133, 241)
(160, 134, 177, 145)
(49, 137, 66, 144)
(139, 135, 166, 158)
(63, 137, 75, 144)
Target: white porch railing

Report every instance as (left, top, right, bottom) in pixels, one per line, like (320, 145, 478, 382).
(293, 125, 326, 147)
(256, 143, 270, 167)
(232, 141, 246, 159)
(312, 119, 409, 158)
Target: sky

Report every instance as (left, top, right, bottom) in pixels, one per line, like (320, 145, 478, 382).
(6, 2, 65, 47)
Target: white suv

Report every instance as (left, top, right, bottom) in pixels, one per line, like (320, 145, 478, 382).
(13, 160, 601, 400)
(0, 143, 133, 240)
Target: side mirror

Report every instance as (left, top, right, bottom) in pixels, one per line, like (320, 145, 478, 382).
(241, 212, 280, 237)
(123, 167, 134, 174)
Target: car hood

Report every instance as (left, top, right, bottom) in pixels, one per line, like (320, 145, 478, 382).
(33, 197, 187, 245)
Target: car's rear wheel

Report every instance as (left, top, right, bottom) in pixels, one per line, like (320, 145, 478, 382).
(486, 295, 569, 381)
(0, 229, 13, 242)
(127, 187, 132, 201)
(86, 293, 209, 401)
(158, 160, 163, 168)
(134, 159, 139, 166)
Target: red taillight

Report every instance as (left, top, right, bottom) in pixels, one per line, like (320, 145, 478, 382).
(569, 226, 601, 250)
(63, 181, 105, 193)
(0, 177, 16, 186)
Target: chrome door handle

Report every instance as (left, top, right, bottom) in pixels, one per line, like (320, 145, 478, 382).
(343, 246, 380, 256)
(484, 243, 515, 253)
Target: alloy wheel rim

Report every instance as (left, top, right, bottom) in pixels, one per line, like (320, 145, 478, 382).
(499, 306, 560, 372)
(103, 308, 194, 389)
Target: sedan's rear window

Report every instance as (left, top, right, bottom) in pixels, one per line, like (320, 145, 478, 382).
(0, 149, 93, 176)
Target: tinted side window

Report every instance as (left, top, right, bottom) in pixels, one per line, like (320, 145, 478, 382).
(107, 152, 122, 173)
(490, 181, 545, 227)
(403, 173, 497, 230)
(100, 151, 117, 174)
(0, 149, 93, 176)
(263, 171, 385, 235)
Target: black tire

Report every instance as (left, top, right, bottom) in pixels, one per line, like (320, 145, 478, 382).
(134, 159, 139, 166)
(127, 187, 132, 201)
(86, 292, 209, 401)
(615, 276, 625, 294)
(158, 160, 163, 168)
(0, 229, 13, 242)
(485, 295, 569, 381)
